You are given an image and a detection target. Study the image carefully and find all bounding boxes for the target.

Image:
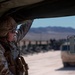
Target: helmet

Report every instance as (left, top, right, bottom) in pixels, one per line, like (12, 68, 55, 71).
(0, 16, 17, 37)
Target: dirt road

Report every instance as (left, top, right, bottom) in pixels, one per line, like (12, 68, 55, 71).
(24, 51, 75, 75)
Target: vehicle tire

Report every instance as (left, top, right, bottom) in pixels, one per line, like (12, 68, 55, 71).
(63, 62, 69, 67)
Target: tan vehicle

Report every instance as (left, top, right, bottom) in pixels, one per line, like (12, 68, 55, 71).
(60, 35, 75, 67)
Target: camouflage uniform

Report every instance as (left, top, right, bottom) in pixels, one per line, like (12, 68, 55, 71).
(0, 17, 33, 75)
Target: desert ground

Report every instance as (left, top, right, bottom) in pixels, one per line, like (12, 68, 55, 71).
(23, 51, 75, 75)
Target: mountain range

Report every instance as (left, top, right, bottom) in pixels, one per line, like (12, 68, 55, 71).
(23, 26, 75, 41)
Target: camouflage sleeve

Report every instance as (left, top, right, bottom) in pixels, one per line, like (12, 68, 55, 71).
(0, 46, 13, 75)
(16, 20, 34, 42)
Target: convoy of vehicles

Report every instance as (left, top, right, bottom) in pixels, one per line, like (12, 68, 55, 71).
(60, 35, 75, 67)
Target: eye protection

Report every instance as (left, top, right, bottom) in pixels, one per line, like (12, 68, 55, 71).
(11, 30, 16, 33)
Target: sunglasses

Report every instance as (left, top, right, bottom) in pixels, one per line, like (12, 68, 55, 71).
(11, 30, 16, 33)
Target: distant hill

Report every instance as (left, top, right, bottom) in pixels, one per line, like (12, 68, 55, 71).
(29, 26, 75, 33)
(23, 26, 75, 41)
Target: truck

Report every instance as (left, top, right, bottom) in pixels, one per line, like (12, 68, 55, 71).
(60, 35, 75, 67)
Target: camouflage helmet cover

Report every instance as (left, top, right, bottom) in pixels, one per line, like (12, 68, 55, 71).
(0, 16, 17, 37)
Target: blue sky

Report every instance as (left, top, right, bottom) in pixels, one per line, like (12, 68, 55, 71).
(31, 16, 75, 28)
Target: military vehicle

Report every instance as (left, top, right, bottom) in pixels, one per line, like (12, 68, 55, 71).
(60, 35, 75, 67)
(0, 0, 75, 24)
